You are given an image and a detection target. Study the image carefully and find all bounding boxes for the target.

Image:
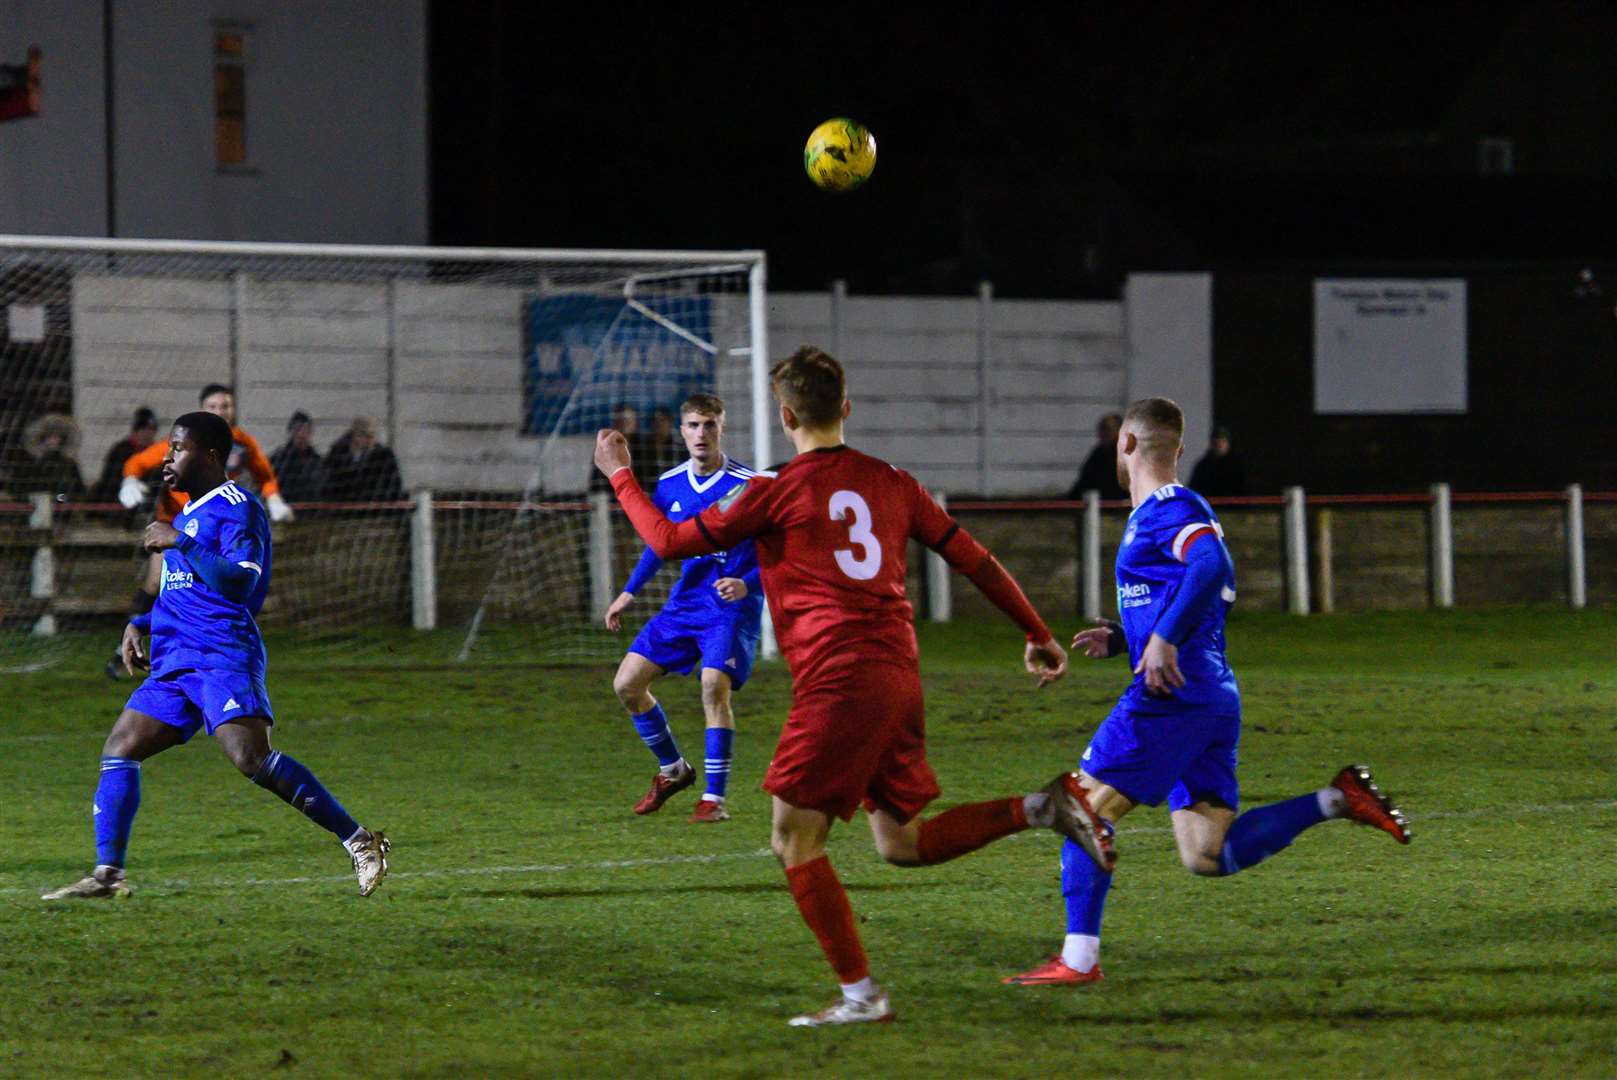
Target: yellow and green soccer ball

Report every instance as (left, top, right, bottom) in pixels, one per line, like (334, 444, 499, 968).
(804, 118, 877, 192)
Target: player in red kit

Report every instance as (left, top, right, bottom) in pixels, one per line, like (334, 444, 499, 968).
(594, 346, 1115, 1026)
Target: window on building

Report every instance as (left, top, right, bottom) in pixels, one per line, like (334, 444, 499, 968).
(214, 27, 248, 167)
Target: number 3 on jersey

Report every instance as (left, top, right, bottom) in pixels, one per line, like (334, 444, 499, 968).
(829, 490, 882, 580)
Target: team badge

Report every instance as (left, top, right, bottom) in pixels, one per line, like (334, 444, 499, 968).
(184, 518, 200, 537)
(1122, 524, 1136, 546)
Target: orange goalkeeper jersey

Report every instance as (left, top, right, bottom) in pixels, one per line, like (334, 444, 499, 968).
(123, 425, 281, 521)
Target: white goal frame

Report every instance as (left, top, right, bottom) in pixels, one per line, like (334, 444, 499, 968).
(0, 234, 775, 660)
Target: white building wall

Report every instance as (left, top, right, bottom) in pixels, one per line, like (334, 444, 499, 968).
(0, 4, 109, 236)
(769, 290, 1126, 496)
(71, 276, 1138, 499)
(0, 0, 426, 244)
(1125, 273, 1214, 462)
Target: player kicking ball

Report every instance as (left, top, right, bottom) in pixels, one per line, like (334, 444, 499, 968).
(603, 394, 764, 823)
(595, 347, 1113, 1026)
(43, 411, 388, 901)
(1002, 398, 1409, 987)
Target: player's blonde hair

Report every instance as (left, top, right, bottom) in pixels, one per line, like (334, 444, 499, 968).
(680, 393, 725, 419)
(1122, 397, 1184, 464)
(770, 346, 846, 427)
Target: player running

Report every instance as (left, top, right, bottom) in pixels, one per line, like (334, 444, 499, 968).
(44, 411, 388, 901)
(603, 394, 763, 823)
(1002, 397, 1409, 987)
(595, 347, 1112, 1027)
(108, 384, 293, 679)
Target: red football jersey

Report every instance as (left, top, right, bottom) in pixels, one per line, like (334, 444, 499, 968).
(612, 444, 1049, 691)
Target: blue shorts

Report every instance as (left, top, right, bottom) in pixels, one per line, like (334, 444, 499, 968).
(125, 668, 275, 742)
(629, 602, 760, 690)
(1080, 691, 1240, 812)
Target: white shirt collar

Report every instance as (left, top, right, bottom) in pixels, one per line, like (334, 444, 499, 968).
(181, 481, 233, 515)
(686, 455, 729, 494)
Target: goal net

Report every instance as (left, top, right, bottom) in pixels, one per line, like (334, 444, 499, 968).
(0, 236, 768, 671)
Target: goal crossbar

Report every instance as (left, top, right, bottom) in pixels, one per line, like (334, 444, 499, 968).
(0, 233, 765, 267)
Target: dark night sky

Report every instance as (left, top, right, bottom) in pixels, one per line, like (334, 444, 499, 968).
(429, 2, 1617, 297)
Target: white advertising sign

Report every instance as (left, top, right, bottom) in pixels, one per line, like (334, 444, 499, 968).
(1313, 279, 1467, 413)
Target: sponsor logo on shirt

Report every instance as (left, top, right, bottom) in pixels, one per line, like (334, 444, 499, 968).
(164, 567, 194, 591)
(1118, 581, 1152, 609)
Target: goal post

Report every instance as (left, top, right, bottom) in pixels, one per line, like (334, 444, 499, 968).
(0, 234, 772, 669)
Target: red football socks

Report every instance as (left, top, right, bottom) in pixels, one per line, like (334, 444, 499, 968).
(785, 855, 870, 985)
(915, 797, 1028, 866)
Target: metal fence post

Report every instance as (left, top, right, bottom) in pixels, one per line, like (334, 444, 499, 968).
(926, 492, 952, 622)
(1082, 489, 1102, 621)
(589, 491, 616, 620)
(1283, 486, 1310, 615)
(1428, 483, 1454, 609)
(1312, 507, 1335, 614)
(1566, 483, 1586, 610)
(29, 492, 55, 636)
(411, 489, 436, 631)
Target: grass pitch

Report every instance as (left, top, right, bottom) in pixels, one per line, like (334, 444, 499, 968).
(3, 610, 1615, 1078)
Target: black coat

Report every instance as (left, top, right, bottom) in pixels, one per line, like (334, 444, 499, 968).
(325, 436, 404, 502)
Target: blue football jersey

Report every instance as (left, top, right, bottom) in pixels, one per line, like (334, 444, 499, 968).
(149, 480, 271, 678)
(1116, 482, 1238, 707)
(623, 456, 765, 616)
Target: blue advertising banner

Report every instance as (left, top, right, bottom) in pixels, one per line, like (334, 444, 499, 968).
(524, 293, 715, 436)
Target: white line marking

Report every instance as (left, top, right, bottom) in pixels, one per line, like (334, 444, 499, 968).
(7, 799, 1614, 899)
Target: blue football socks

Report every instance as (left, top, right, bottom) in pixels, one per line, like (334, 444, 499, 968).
(703, 727, 734, 799)
(1219, 791, 1331, 875)
(1061, 835, 1113, 935)
(251, 750, 360, 842)
(632, 703, 682, 768)
(1061, 832, 1112, 971)
(94, 757, 142, 869)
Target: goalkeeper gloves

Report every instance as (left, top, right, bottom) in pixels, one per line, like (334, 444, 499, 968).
(265, 493, 294, 522)
(118, 475, 148, 509)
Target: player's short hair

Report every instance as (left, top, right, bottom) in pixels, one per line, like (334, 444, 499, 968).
(132, 406, 156, 431)
(198, 383, 233, 404)
(172, 410, 234, 461)
(1122, 397, 1184, 463)
(770, 346, 846, 427)
(680, 393, 725, 419)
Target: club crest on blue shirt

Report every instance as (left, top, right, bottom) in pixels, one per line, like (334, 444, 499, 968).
(184, 518, 200, 537)
(1123, 524, 1137, 546)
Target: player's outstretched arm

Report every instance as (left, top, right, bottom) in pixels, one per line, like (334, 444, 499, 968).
(595, 429, 768, 560)
(909, 477, 1065, 686)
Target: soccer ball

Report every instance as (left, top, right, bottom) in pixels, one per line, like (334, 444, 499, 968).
(803, 118, 877, 192)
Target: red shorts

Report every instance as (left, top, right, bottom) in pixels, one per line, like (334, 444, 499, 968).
(762, 664, 940, 823)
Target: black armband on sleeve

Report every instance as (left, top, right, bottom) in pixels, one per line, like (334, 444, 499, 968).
(1103, 619, 1126, 658)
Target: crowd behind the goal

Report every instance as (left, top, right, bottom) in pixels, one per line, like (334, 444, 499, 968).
(2, 397, 1252, 510)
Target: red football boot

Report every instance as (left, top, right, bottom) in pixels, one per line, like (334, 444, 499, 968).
(688, 797, 730, 823)
(1002, 955, 1105, 986)
(633, 762, 695, 815)
(1331, 764, 1411, 844)
(1045, 772, 1118, 872)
